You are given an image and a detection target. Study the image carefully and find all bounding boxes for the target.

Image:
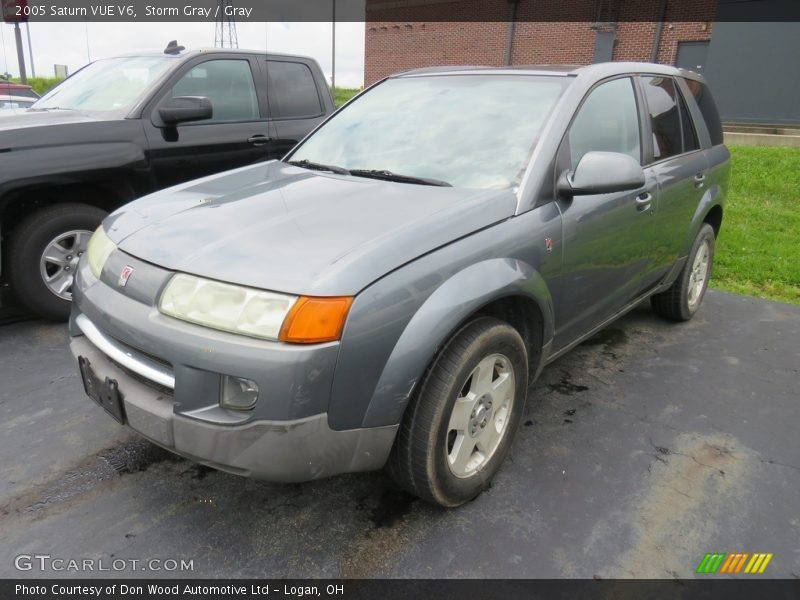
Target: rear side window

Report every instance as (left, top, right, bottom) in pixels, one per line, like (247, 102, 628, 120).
(568, 77, 641, 169)
(267, 61, 323, 119)
(683, 78, 724, 146)
(641, 76, 683, 161)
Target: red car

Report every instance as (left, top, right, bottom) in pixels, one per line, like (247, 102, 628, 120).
(0, 81, 39, 100)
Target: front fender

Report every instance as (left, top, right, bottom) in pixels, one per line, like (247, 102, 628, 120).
(359, 258, 554, 428)
(0, 142, 148, 199)
(326, 203, 562, 431)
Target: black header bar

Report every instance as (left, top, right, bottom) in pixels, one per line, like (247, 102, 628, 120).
(3, 0, 800, 23)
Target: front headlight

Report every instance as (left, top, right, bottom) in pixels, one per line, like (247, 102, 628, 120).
(85, 226, 116, 279)
(159, 274, 298, 341)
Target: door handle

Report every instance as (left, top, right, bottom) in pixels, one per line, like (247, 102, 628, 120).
(247, 135, 272, 147)
(636, 192, 653, 213)
(694, 172, 706, 188)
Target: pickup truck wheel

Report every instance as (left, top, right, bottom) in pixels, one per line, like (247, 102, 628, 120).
(7, 203, 107, 321)
(651, 223, 716, 321)
(387, 317, 528, 507)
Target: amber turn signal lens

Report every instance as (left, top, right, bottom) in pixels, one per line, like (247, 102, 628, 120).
(279, 296, 354, 344)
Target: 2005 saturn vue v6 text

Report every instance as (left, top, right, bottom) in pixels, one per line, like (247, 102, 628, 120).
(70, 62, 729, 506)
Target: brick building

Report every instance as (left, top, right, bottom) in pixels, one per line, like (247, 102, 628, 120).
(365, 0, 716, 86)
(363, 0, 800, 124)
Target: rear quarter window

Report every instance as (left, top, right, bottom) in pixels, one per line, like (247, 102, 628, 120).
(683, 78, 724, 146)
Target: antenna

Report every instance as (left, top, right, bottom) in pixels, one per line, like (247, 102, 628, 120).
(215, 0, 239, 49)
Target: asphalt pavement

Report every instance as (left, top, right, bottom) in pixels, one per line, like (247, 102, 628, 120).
(1, 290, 798, 578)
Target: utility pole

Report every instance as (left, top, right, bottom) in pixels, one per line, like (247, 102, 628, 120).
(13, 21, 25, 82)
(331, 0, 336, 90)
(25, 20, 33, 77)
(84, 21, 91, 61)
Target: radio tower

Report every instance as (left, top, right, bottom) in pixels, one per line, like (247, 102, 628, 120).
(215, 0, 239, 48)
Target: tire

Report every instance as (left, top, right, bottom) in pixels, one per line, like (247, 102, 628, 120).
(651, 223, 716, 322)
(6, 203, 107, 321)
(387, 317, 528, 507)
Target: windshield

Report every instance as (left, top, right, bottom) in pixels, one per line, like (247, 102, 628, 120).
(34, 56, 175, 112)
(288, 74, 568, 189)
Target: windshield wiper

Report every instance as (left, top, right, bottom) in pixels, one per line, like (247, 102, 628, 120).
(348, 169, 452, 187)
(286, 159, 350, 175)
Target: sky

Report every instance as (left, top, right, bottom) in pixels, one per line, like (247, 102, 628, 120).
(0, 21, 365, 87)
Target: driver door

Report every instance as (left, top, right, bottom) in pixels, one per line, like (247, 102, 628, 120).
(553, 76, 658, 349)
(143, 56, 277, 189)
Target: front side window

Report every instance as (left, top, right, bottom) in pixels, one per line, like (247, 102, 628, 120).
(641, 76, 683, 161)
(34, 56, 174, 112)
(568, 77, 641, 169)
(171, 59, 259, 123)
(288, 74, 568, 189)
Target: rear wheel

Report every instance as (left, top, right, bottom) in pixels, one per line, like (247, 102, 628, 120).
(651, 223, 716, 321)
(7, 203, 107, 321)
(387, 317, 528, 507)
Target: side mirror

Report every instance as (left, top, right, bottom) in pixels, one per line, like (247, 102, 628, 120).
(557, 151, 645, 197)
(158, 96, 212, 126)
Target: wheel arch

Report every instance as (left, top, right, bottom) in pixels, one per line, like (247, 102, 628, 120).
(703, 203, 723, 237)
(359, 258, 554, 429)
(0, 178, 137, 240)
(682, 183, 725, 256)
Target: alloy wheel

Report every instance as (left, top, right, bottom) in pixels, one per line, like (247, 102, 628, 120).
(39, 229, 92, 300)
(445, 353, 516, 478)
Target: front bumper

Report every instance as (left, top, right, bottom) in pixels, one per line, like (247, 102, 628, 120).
(70, 333, 397, 481)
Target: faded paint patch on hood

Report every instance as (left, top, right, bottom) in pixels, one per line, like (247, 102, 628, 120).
(106, 161, 517, 296)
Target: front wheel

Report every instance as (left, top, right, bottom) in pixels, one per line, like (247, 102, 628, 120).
(651, 223, 716, 321)
(6, 203, 107, 321)
(387, 317, 528, 507)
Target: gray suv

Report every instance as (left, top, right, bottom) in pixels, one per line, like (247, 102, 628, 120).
(69, 62, 729, 507)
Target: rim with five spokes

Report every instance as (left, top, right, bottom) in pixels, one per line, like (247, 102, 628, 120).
(687, 239, 710, 310)
(39, 230, 92, 300)
(446, 353, 516, 478)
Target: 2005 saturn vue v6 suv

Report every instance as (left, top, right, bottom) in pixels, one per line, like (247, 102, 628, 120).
(70, 63, 729, 507)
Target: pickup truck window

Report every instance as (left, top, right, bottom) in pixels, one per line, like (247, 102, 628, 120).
(34, 56, 173, 112)
(172, 59, 259, 123)
(267, 61, 323, 119)
(568, 77, 640, 169)
(288, 74, 567, 189)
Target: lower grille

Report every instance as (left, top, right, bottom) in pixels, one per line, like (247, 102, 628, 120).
(75, 314, 176, 390)
(106, 354, 175, 397)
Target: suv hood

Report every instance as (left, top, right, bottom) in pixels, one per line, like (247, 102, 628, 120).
(106, 160, 517, 296)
